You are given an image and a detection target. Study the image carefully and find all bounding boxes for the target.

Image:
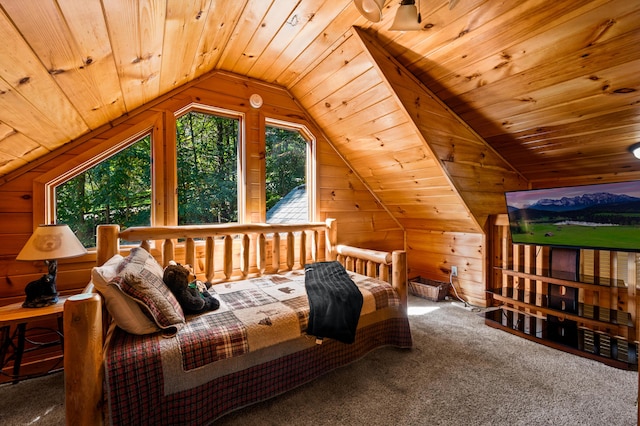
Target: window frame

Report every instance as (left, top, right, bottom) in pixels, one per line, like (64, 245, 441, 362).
(36, 115, 162, 230)
(37, 102, 318, 249)
(172, 103, 245, 226)
(264, 118, 317, 223)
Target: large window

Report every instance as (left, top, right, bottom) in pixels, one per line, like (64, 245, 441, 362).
(265, 125, 309, 223)
(50, 104, 315, 245)
(176, 110, 239, 225)
(55, 135, 152, 247)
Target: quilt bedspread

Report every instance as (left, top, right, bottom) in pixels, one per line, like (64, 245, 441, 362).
(104, 269, 404, 395)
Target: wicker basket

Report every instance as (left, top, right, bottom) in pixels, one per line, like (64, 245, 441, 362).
(409, 276, 450, 302)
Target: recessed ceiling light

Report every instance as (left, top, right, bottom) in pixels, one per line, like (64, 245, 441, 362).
(629, 143, 640, 159)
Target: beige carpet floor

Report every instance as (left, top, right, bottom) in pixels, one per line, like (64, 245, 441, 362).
(0, 295, 637, 425)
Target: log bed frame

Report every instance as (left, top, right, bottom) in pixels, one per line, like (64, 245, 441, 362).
(63, 218, 407, 425)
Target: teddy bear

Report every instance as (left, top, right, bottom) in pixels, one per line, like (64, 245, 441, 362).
(162, 261, 219, 315)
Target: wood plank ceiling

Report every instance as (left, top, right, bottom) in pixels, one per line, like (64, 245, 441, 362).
(0, 0, 638, 230)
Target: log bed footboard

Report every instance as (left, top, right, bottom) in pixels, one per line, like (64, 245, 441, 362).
(63, 219, 407, 425)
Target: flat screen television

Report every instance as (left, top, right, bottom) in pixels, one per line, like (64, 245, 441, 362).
(505, 180, 640, 252)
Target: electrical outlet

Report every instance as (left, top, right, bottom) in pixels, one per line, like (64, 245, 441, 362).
(451, 266, 458, 277)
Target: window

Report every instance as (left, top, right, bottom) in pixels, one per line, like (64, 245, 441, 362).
(175, 110, 239, 225)
(49, 103, 316, 245)
(55, 135, 152, 247)
(265, 124, 309, 224)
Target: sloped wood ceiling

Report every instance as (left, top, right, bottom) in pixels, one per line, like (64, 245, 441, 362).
(386, 0, 640, 187)
(1, 0, 639, 192)
(289, 27, 525, 233)
(356, 27, 528, 229)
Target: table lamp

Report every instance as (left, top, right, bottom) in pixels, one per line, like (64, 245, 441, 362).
(16, 224, 87, 308)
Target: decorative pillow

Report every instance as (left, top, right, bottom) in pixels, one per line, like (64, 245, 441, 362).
(111, 247, 185, 335)
(91, 254, 160, 335)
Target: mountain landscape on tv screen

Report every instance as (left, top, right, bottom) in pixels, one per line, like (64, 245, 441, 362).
(509, 192, 640, 223)
(506, 188, 640, 251)
(526, 192, 640, 212)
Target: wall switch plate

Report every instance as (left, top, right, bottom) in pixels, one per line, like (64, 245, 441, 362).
(451, 266, 458, 277)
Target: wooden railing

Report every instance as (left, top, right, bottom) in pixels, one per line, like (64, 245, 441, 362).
(336, 244, 391, 282)
(97, 220, 335, 282)
(95, 219, 404, 293)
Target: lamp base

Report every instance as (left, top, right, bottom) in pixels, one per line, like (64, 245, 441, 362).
(23, 273, 59, 308)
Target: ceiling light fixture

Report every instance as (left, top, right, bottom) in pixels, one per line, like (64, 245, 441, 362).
(353, 0, 385, 23)
(389, 0, 422, 31)
(629, 143, 640, 159)
(249, 93, 263, 108)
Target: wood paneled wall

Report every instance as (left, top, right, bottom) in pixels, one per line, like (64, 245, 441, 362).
(407, 229, 486, 307)
(0, 70, 403, 378)
(0, 70, 402, 307)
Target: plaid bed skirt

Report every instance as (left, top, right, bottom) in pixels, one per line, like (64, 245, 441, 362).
(105, 316, 412, 425)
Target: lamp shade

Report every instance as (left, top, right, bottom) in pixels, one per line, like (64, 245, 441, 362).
(17, 224, 87, 261)
(354, 0, 385, 22)
(389, 2, 422, 31)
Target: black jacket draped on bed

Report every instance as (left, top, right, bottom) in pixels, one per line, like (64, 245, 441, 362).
(304, 261, 363, 344)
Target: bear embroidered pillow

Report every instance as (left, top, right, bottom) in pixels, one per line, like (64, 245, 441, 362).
(109, 247, 185, 335)
(91, 253, 160, 335)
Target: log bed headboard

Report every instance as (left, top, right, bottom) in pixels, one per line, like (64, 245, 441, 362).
(63, 218, 407, 425)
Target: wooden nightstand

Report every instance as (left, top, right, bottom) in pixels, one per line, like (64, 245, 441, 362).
(0, 296, 67, 383)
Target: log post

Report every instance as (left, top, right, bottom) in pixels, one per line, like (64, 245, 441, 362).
(379, 264, 389, 283)
(272, 233, 280, 273)
(163, 238, 174, 267)
(185, 238, 195, 270)
(325, 218, 337, 260)
(347, 256, 355, 272)
(224, 235, 233, 280)
(392, 251, 408, 312)
(241, 234, 250, 277)
(311, 230, 318, 262)
(286, 232, 294, 270)
(299, 230, 307, 268)
(257, 233, 266, 275)
(205, 237, 215, 282)
(96, 224, 120, 266)
(64, 293, 104, 426)
(367, 260, 376, 278)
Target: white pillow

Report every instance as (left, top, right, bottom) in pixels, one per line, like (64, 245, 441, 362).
(91, 253, 160, 335)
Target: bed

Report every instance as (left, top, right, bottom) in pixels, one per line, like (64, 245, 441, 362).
(63, 219, 412, 425)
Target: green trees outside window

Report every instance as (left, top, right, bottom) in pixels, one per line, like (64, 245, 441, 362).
(56, 135, 152, 247)
(55, 111, 310, 247)
(265, 125, 308, 223)
(176, 111, 239, 225)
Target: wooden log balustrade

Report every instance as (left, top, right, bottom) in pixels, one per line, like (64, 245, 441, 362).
(335, 243, 406, 309)
(94, 218, 402, 292)
(97, 221, 331, 281)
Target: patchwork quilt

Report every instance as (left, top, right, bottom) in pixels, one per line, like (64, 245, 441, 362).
(104, 269, 409, 424)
